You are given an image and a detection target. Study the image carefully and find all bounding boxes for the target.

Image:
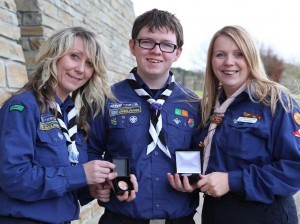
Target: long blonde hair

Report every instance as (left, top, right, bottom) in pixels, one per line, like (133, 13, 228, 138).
(201, 25, 294, 126)
(6, 26, 115, 136)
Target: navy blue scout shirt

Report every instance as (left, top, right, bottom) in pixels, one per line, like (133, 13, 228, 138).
(198, 89, 300, 203)
(88, 72, 201, 220)
(0, 90, 88, 223)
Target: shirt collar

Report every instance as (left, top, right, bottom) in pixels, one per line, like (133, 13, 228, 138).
(219, 86, 249, 104)
(55, 95, 74, 110)
(130, 67, 173, 94)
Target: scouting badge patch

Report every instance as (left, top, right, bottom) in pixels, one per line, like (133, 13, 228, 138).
(188, 118, 195, 128)
(9, 104, 24, 112)
(39, 114, 60, 130)
(108, 102, 141, 117)
(293, 129, 300, 137)
(293, 112, 300, 125)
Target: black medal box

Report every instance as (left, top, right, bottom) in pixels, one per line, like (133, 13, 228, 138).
(112, 158, 134, 195)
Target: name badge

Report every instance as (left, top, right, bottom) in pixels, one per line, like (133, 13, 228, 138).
(236, 116, 257, 124)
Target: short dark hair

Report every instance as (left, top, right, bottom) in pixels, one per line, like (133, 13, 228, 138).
(131, 8, 184, 48)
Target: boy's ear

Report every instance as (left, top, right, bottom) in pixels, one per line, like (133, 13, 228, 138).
(129, 39, 136, 56)
(174, 47, 183, 61)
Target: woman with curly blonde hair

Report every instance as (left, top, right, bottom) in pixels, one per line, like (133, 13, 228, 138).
(0, 26, 117, 223)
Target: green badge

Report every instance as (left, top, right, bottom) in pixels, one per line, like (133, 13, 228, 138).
(9, 104, 24, 112)
(175, 108, 182, 116)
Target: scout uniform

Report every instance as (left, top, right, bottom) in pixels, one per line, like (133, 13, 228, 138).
(88, 68, 201, 223)
(0, 90, 88, 224)
(198, 89, 300, 224)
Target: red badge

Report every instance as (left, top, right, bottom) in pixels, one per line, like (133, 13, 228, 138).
(188, 118, 194, 127)
(293, 112, 300, 125)
(293, 129, 300, 137)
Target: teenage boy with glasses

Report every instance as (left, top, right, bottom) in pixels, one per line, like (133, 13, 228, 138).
(88, 8, 200, 224)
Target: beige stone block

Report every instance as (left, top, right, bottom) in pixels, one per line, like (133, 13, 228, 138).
(0, 60, 6, 87)
(0, 89, 11, 106)
(42, 1, 58, 18)
(0, 38, 12, 59)
(0, 37, 25, 62)
(41, 14, 64, 30)
(59, 11, 73, 26)
(23, 51, 37, 67)
(0, 8, 18, 25)
(11, 44, 25, 62)
(20, 37, 31, 51)
(15, 0, 39, 11)
(6, 62, 28, 88)
(43, 27, 59, 39)
(30, 37, 44, 51)
(90, 202, 104, 223)
(1, 0, 16, 11)
(21, 26, 44, 36)
(91, 200, 102, 215)
(78, 203, 92, 222)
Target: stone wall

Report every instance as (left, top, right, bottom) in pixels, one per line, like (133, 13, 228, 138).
(0, 0, 28, 104)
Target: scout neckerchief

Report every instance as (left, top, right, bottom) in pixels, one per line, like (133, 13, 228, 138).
(50, 101, 79, 164)
(202, 83, 246, 174)
(127, 71, 175, 158)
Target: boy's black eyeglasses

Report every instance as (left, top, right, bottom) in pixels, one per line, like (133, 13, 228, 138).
(135, 39, 178, 53)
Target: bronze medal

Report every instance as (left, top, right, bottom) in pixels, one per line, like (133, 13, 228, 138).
(198, 141, 205, 149)
(210, 114, 223, 125)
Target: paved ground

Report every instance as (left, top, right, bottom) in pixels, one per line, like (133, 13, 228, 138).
(73, 192, 300, 224)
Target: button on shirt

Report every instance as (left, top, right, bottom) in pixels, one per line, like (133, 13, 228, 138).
(197, 90, 300, 203)
(88, 73, 201, 219)
(0, 90, 87, 223)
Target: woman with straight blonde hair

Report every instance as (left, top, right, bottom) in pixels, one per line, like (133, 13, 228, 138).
(169, 25, 300, 224)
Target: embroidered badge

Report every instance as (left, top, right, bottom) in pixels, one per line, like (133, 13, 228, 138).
(111, 117, 117, 125)
(293, 112, 300, 125)
(293, 129, 300, 137)
(9, 104, 24, 112)
(175, 108, 189, 117)
(182, 110, 188, 117)
(173, 117, 181, 125)
(110, 109, 119, 116)
(175, 108, 182, 116)
(188, 118, 195, 128)
(39, 114, 60, 130)
(243, 112, 262, 120)
(108, 102, 141, 117)
(129, 116, 137, 123)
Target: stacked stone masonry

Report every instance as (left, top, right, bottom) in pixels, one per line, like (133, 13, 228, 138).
(0, 0, 299, 223)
